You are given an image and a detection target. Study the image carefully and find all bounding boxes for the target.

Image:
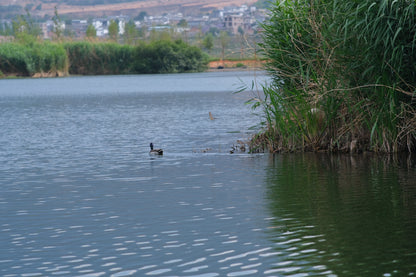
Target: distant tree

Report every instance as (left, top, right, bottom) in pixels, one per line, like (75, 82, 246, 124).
(137, 26, 146, 40)
(1, 21, 12, 36)
(177, 19, 188, 28)
(135, 11, 147, 21)
(64, 29, 75, 38)
(202, 33, 214, 52)
(123, 20, 137, 45)
(12, 10, 41, 43)
(52, 6, 63, 40)
(219, 31, 230, 61)
(149, 27, 173, 42)
(86, 24, 96, 39)
(207, 27, 219, 37)
(108, 20, 119, 41)
(177, 19, 189, 42)
(238, 26, 246, 58)
(159, 30, 173, 41)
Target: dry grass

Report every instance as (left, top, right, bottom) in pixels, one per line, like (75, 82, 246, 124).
(208, 59, 265, 69)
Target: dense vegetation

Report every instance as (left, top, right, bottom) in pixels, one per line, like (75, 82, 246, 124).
(251, 0, 416, 153)
(0, 39, 208, 76)
(64, 42, 135, 75)
(0, 41, 68, 76)
(133, 39, 208, 74)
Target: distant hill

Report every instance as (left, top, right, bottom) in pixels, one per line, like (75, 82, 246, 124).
(53, 0, 143, 5)
(0, 0, 259, 18)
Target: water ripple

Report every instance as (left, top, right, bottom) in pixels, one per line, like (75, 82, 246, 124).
(3, 74, 415, 277)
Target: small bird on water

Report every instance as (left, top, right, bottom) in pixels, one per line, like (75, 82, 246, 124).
(149, 142, 163, 155)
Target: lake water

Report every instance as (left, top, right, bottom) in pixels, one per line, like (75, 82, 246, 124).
(1, 72, 416, 277)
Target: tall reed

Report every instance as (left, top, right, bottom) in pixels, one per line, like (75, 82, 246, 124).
(252, 0, 416, 153)
(64, 42, 134, 75)
(0, 42, 68, 76)
(0, 39, 208, 77)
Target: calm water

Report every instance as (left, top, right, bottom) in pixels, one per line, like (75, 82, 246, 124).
(1, 72, 416, 277)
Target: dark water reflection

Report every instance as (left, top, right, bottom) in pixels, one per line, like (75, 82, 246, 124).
(265, 153, 416, 276)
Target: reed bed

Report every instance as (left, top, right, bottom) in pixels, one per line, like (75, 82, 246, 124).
(65, 40, 208, 75)
(64, 42, 134, 75)
(250, 0, 416, 153)
(0, 42, 68, 76)
(0, 39, 207, 77)
(133, 39, 208, 74)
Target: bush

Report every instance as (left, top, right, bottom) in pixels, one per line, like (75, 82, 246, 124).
(133, 39, 208, 74)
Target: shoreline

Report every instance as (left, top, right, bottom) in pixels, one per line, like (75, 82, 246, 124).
(1, 60, 265, 79)
(207, 59, 265, 71)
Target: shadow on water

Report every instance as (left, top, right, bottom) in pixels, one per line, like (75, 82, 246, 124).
(264, 153, 416, 276)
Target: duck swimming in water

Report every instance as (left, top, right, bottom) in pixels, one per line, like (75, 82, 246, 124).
(149, 143, 163, 155)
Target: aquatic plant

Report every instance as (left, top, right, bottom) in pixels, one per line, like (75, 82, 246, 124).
(252, 0, 416, 153)
(64, 42, 134, 75)
(0, 39, 208, 77)
(133, 39, 208, 74)
(0, 42, 68, 76)
(65, 40, 207, 75)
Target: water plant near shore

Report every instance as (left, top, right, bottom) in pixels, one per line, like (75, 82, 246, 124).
(65, 40, 208, 75)
(64, 42, 134, 75)
(251, 0, 416, 153)
(133, 39, 208, 74)
(0, 41, 68, 77)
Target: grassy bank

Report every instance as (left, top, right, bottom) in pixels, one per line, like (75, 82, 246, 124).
(250, 0, 416, 153)
(0, 39, 208, 77)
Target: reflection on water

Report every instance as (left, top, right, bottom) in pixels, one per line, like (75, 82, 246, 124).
(265, 153, 416, 276)
(1, 73, 416, 276)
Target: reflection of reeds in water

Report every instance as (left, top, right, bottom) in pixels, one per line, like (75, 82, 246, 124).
(265, 153, 416, 276)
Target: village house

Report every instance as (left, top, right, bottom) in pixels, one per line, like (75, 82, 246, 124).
(0, 4, 265, 39)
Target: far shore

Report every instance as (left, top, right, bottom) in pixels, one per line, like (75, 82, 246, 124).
(0, 59, 265, 79)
